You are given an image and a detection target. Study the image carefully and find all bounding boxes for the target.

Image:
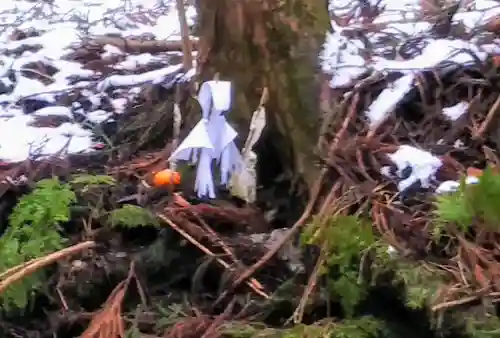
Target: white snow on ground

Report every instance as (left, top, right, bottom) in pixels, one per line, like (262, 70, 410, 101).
(321, 0, 500, 195)
(0, 0, 196, 163)
(383, 145, 443, 192)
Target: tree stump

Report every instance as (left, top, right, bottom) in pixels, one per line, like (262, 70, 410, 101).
(194, 0, 330, 191)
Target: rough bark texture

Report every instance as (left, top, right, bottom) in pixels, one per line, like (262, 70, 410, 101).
(195, 0, 330, 189)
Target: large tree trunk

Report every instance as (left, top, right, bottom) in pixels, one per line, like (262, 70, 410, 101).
(194, 0, 330, 190)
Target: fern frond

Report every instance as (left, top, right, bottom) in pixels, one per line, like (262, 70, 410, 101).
(0, 178, 75, 311)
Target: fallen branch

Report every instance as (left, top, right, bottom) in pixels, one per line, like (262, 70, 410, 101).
(89, 35, 198, 54)
(0, 241, 96, 295)
(431, 291, 500, 312)
(156, 212, 269, 299)
(211, 170, 327, 308)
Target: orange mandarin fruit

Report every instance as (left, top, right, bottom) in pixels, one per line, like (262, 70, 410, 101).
(153, 169, 181, 186)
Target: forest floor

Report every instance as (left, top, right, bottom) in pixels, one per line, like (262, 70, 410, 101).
(2, 0, 500, 337)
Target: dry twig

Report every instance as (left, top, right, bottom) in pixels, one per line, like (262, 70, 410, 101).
(0, 241, 96, 295)
(81, 261, 137, 338)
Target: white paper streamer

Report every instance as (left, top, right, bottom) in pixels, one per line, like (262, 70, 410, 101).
(230, 105, 267, 202)
(169, 81, 243, 198)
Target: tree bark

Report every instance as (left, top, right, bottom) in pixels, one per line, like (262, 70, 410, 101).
(194, 0, 330, 189)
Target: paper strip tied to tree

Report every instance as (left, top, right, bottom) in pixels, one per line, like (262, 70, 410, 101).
(168, 81, 243, 198)
(230, 88, 267, 203)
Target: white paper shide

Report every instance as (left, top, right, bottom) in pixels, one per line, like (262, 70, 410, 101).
(168, 81, 244, 198)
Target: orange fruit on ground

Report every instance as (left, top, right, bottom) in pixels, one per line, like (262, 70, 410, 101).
(466, 166, 500, 178)
(153, 169, 181, 186)
(466, 167, 483, 178)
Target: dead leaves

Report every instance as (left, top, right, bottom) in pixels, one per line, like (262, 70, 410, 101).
(81, 262, 137, 338)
